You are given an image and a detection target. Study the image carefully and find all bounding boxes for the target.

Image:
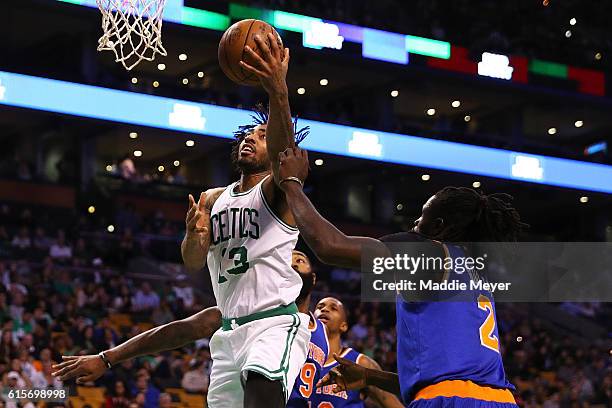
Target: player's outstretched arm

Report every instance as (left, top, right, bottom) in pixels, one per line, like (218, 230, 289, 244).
(358, 355, 404, 408)
(181, 188, 223, 270)
(52, 307, 221, 384)
(317, 353, 401, 396)
(241, 33, 295, 184)
(278, 148, 388, 270)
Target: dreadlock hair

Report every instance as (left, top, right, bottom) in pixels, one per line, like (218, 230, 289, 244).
(431, 186, 528, 242)
(231, 103, 310, 171)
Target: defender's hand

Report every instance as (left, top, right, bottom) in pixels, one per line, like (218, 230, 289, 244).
(185, 192, 210, 249)
(278, 147, 309, 188)
(240, 33, 289, 96)
(51, 355, 106, 384)
(317, 353, 368, 392)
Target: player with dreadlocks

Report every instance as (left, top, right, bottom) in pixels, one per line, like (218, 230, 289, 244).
(180, 34, 311, 408)
(274, 148, 528, 408)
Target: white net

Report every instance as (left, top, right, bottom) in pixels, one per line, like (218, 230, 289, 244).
(96, 0, 168, 71)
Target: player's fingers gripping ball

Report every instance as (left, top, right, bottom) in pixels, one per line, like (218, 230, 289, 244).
(218, 19, 283, 86)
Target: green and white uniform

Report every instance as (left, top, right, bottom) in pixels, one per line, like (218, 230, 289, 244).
(206, 176, 310, 407)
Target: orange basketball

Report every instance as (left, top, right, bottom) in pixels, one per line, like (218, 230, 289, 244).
(218, 19, 284, 86)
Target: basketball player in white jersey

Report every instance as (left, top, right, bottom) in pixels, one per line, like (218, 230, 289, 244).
(181, 34, 310, 408)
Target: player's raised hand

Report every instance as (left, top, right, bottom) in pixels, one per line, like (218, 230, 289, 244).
(51, 354, 106, 384)
(278, 147, 309, 188)
(240, 32, 289, 96)
(185, 192, 211, 249)
(316, 353, 368, 392)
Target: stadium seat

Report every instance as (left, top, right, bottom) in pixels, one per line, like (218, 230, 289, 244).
(181, 393, 206, 408)
(109, 313, 133, 328)
(76, 386, 106, 404)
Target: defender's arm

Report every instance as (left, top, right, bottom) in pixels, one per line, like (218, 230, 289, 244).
(52, 307, 222, 383)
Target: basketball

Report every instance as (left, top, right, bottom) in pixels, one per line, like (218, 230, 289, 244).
(218, 19, 284, 86)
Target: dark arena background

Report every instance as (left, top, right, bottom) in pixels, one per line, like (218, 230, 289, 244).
(0, 1, 611, 407)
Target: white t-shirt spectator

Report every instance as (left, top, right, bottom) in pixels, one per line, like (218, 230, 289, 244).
(11, 236, 31, 250)
(132, 290, 160, 311)
(181, 368, 209, 393)
(173, 285, 195, 309)
(49, 244, 72, 260)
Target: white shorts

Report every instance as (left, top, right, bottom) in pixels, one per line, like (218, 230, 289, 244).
(207, 312, 310, 408)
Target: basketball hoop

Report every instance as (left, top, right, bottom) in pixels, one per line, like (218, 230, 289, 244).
(96, 0, 168, 71)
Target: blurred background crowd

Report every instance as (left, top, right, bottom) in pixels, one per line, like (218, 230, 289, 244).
(0, 202, 609, 407)
(0, 0, 611, 406)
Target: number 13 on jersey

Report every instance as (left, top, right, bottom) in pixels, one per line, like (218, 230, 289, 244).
(218, 245, 249, 283)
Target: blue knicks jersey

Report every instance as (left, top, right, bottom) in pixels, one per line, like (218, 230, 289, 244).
(396, 243, 514, 403)
(287, 314, 330, 407)
(311, 348, 365, 408)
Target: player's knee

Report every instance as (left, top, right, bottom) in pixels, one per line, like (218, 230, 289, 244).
(244, 371, 285, 408)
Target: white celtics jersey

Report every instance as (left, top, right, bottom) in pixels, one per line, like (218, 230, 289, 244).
(206, 176, 301, 318)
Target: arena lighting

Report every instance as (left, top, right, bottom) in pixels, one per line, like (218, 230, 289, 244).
(319, 79, 328, 86)
(182, 78, 189, 85)
(565, 30, 572, 38)
(451, 100, 460, 108)
(464, 115, 471, 122)
(472, 181, 481, 188)
(179, 53, 187, 61)
(133, 150, 142, 157)
(131, 77, 138, 84)
(87, 206, 95, 214)
(548, 127, 557, 135)
(584, 141, 607, 156)
(580, 196, 589, 203)
(173, 160, 180, 167)
(158, 165, 165, 172)
(396, 204, 403, 211)
(297, 87, 306, 95)
(426, 108, 436, 116)
(157, 63, 166, 71)
(2, 71, 611, 193)
(152, 81, 159, 88)
(478, 52, 513, 80)
(391, 90, 399, 97)
(129, 132, 138, 139)
(314, 159, 324, 166)
(105, 164, 113, 172)
(421, 174, 430, 181)
(107, 225, 115, 232)
(574, 120, 584, 128)
(303, 21, 344, 50)
(197, 72, 204, 78)
(185, 140, 195, 147)
(595, 52, 602, 60)
(570, 18, 577, 26)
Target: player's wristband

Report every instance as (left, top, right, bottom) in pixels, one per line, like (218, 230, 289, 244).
(279, 177, 304, 188)
(98, 351, 112, 369)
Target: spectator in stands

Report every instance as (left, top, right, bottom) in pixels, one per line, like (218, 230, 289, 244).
(132, 282, 160, 312)
(112, 285, 132, 312)
(151, 300, 175, 326)
(172, 274, 195, 311)
(181, 358, 209, 394)
(11, 227, 31, 252)
(131, 373, 160, 408)
(49, 230, 72, 262)
(118, 156, 138, 181)
(158, 393, 172, 408)
(72, 237, 90, 267)
(348, 313, 369, 341)
(106, 380, 132, 408)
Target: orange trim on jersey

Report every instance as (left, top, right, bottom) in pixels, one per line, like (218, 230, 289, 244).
(415, 380, 516, 404)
